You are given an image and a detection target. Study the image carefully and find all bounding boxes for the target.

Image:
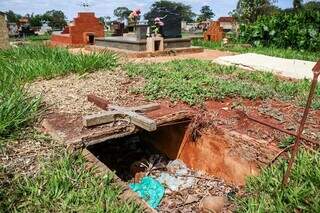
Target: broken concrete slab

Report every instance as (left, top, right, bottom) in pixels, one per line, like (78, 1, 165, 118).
(215, 53, 317, 80)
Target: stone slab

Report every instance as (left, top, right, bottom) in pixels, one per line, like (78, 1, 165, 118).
(215, 53, 317, 80)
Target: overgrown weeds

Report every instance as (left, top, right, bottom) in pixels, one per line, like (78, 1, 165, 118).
(236, 150, 320, 212)
(0, 44, 118, 138)
(124, 59, 320, 108)
(192, 39, 319, 62)
(0, 149, 141, 213)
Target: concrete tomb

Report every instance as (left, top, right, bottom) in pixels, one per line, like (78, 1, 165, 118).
(96, 9, 192, 52)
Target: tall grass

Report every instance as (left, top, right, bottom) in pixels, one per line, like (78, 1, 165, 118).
(0, 44, 118, 138)
(236, 150, 320, 212)
(0, 150, 141, 212)
(192, 39, 320, 62)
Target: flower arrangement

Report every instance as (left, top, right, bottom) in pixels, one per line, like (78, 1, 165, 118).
(128, 9, 141, 23)
(151, 17, 164, 36)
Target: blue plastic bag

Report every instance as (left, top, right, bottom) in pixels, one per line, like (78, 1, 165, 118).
(129, 177, 165, 208)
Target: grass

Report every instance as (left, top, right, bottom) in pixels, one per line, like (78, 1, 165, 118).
(0, 44, 118, 138)
(26, 34, 51, 42)
(236, 150, 320, 212)
(124, 59, 320, 108)
(192, 39, 320, 62)
(0, 147, 141, 213)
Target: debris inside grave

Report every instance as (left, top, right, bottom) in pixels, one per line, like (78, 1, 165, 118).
(88, 134, 238, 212)
(129, 177, 165, 208)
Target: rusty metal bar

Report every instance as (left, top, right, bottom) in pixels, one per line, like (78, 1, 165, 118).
(242, 112, 320, 146)
(282, 60, 320, 186)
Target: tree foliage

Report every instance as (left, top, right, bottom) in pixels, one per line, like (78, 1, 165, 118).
(293, 0, 303, 10)
(303, 1, 320, 11)
(144, 0, 196, 22)
(28, 14, 43, 27)
(232, 0, 279, 23)
(42, 10, 67, 30)
(6, 10, 21, 23)
(197, 5, 215, 22)
(113, 7, 132, 21)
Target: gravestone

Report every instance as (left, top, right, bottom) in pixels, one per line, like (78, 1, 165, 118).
(111, 21, 125, 36)
(135, 24, 148, 40)
(151, 8, 182, 38)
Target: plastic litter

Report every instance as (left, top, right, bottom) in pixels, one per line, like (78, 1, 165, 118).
(156, 159, 196, 191)
(129, 176, 165, 208)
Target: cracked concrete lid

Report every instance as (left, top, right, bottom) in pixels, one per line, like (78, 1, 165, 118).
(215, 53, 317, 80)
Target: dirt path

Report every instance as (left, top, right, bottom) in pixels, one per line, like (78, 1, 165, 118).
(130, 49, 234, 63)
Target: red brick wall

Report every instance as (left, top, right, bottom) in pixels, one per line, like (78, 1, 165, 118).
(51, 34, 72, 46)
(51, 12, 104, 45)
(204, 21, 224, 42)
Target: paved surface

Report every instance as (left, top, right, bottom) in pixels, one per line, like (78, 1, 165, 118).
(215, 53, 317, 80)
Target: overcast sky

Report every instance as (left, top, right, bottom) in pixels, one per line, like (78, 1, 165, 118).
(0, 0, 295, 20)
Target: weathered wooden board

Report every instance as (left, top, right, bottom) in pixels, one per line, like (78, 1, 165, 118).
(83, 110, 157, 131)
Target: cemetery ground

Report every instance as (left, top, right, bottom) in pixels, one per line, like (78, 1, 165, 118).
(0, 44, 320, 212)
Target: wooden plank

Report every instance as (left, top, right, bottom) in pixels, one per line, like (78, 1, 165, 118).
(313, 60, 320, 73)
(83, 110, 157, 131)
(108, 103, 160, 113)
(87, 94, 109, 110)
(83, 111, 121, 127)
(125, 111, 157, 132)
(128, 103, 160, 112)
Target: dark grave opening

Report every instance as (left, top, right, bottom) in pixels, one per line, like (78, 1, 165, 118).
(155, 40, 161, 51)
(86, 121, 240, 212)
(88, 34, 95, 45)
(207, 35, 211, 41)
(87, 122, 189, 182)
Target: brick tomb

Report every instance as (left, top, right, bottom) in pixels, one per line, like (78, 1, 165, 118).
(51, 12, 104, 46)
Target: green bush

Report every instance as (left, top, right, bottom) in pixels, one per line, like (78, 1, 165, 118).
(239, 10, 320, 51)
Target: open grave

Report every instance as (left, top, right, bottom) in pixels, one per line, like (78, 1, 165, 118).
(40, 93, 290, 212)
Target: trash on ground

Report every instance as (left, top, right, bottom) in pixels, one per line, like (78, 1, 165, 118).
(156, 159, 196, 191)
(129, 176, 165, 208)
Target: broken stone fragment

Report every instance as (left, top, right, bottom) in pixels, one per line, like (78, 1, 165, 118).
(199, 196, 227, 213)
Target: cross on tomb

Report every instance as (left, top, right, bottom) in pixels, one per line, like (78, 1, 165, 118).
(80, 1, 91, 11)
(83, 94, 160, 132)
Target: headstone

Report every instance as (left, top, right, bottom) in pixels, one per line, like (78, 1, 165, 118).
(135, 24, 148, 40)
(151, 8, 182, 38)
(111, 21, 124, 36)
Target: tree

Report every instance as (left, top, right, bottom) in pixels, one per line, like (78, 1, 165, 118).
(42, 10, 67, 30)
(29, 14, 43, 27)
(303, 1, 320, 11)
(197, 5, 215, 22)
(293, 0, 303, 10)
(113, 7, 132, 21)
(144, 0, 196, 22)
(232, 0, 277, 23)
(6, 10, 21, 23)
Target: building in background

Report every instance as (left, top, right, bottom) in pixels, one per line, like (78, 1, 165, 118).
(0, 12, 10, 49)
(217, 17, 238, 32)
